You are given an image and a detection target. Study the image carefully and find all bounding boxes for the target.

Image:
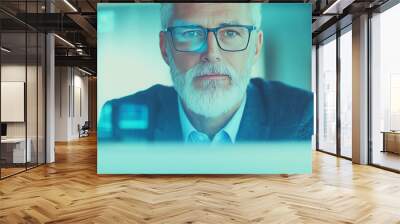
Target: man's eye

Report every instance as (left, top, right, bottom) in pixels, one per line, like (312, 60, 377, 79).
(182, 30, 203, 38)
(223, 30, 240, 38)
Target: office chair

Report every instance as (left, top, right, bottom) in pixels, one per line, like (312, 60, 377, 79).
(79, 121, 90, 138)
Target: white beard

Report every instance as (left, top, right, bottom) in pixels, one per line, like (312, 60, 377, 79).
(169, 57, 253, 118)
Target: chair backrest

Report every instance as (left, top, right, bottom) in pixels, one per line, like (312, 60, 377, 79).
(82, 121, 90, 129)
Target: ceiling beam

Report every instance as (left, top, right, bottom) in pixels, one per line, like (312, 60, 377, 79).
(55, 55, 96, 72)
(67, 13, 97, 46)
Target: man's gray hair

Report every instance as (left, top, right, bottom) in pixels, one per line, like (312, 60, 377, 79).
(160, 3, 262, 30)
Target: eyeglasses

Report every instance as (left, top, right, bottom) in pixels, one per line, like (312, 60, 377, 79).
(165, 24, 257, 52)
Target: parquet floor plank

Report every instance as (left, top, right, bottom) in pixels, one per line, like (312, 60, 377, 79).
(1, 135, 400, 223)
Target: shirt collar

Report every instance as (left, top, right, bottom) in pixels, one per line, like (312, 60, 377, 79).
(178, 95, 246, 143)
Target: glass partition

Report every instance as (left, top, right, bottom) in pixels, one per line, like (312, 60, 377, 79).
(339, 27, 352, 158)
(27, 30, 38, 169)
(317, 35, 337, 155)
(1, 30, 28, 177)
(0, 1, 46, 179)
(38, 32, 45, 165)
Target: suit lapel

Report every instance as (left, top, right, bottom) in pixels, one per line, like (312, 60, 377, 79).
(153, 88, 183, 141)
(236, 82, 271, 142)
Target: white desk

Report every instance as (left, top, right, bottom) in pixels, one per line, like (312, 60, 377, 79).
(1, 138, 31, 163)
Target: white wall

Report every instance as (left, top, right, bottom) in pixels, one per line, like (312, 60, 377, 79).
(55, 66, 69, 141)
(72, 73, 89, 138)
(55, 67, 89, 141)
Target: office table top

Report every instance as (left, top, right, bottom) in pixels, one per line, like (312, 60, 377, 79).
(380, 131, 400, 134)
(1, 138, 29, 143)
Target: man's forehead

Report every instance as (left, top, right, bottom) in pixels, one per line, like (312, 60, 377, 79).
(170, 3, 252, 27)
(171, 19, 244, 27)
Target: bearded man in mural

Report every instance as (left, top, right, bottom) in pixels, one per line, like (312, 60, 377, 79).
(99, 3, 313, 143)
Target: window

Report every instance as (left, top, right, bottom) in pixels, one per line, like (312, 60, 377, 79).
(339, 27, 352, 158)
(371, 3, 400, 171)
(317, 35, 337, 154)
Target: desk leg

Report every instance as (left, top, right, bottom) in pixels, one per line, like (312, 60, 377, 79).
(382, 133, 386, 153)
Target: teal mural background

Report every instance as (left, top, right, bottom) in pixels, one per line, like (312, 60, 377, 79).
(261, 4, 312, 91)
(97, 3, 312, 174)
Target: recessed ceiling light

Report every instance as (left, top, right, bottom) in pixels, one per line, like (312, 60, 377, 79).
(63, 0, 78, 12)
(54, 34, 75, 48)
(1, 47, 11, 53)
(322, 0, 354, 15)
(78, 67, 93, 76)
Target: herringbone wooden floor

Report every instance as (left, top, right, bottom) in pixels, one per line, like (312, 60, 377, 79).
(1, 135, 400, 224)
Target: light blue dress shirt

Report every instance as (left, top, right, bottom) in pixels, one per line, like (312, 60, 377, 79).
(178, 95, 247, 144)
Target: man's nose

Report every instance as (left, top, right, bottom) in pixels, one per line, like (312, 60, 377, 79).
(200, 32, 221, 63)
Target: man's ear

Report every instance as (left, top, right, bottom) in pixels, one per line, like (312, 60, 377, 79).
(253, 30, 264, 63)
(159, 31, 170, 66)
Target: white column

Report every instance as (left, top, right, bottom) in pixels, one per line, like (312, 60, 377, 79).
(352, 14, 369, 164)
(46, 33, 55, 163)
(45, 1, 55, 163)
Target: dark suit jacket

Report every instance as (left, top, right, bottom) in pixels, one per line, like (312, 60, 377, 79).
(98, 78, 313, 142)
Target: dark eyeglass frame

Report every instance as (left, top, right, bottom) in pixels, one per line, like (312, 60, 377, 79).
(164, 24, 257, 52)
